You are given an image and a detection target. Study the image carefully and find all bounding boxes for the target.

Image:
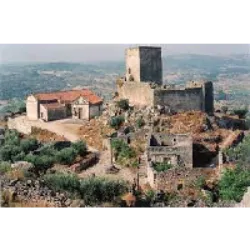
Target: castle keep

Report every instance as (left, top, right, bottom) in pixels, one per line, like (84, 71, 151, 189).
(117, 46, 214, 114)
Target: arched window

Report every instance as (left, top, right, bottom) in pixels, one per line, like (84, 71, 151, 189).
(128, 68, 131, 74)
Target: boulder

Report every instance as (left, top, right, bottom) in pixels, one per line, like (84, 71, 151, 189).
(70, 199, 85, 207)
(11, 161, 34, 171)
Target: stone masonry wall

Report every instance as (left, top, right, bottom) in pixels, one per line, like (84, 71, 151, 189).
(154, 88, 203, 112)
(139, 47, 162, 84)
(125, 48, 140, 82)
(117, 81, 154, 106)
(8, 116, 33, 134)
(47, 108, 67, 121)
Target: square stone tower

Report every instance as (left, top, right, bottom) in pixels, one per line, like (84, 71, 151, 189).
(125, 46, 162, 84)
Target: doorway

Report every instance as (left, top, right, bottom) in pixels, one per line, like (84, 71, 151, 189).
(78, 108, 82, 119)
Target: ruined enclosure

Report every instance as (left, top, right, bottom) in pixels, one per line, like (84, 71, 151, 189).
(146, 133, 193, 168)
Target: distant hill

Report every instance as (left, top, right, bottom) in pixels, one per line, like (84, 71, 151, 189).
(0, 54, 249, 101)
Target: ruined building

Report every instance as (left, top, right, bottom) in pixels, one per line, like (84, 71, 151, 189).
(146, 133, 193, 188)
(117, 46, 214, 114)
(26, 89, 103, 122)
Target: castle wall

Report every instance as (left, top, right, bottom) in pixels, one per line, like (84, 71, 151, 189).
(117, 81, 154, 106)
(154, 88, 203, 112)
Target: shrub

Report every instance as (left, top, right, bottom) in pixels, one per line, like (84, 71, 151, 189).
(4, 130, 20, 146)
(79, 177, 128, 205)
(25, 154, 55, 173)
(218, 167, 250, 202)
(221, 106, 228, 114)
(38, 143, 57, 156)
(136, 117, 145, 128)
(11, 151, 26, 162)
(117, 99, 129, 110)
(195, 176, 206, 189)
(55, 147, 77, 165)
(0, 161, 11, 174)
(0, 145, 13, 161)
(111, 139, 136, 161)
(233, 108, 248, 119)
(44, 173, 80, 193)
(225, 135, 250, 168)
(20, 138, 39, 153)
(152, 162, 173, 172)
(110, 116, 124, 129)
(72, 140, 87, 156)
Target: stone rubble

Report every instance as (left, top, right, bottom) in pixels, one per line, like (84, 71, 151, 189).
(0, 177, 84, 208)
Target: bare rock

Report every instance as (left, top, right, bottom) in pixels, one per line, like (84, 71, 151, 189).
(65, 199, 72, 207)
(70, 199, 85, 207)
(9, 179, 19, 186)
(11, 161, 34, 170)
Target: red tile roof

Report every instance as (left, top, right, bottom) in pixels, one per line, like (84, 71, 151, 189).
(41, 103, 66, 110)
(34, 89, 103, 105)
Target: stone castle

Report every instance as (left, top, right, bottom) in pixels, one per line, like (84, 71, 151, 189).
(116, 46, 214, 114)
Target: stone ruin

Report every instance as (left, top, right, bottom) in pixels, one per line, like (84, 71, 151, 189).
(146, 133, 193, 188)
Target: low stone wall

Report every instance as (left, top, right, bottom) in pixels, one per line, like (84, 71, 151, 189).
(147, 166, 215, 191)
(70, 153, 98, 173)
(7, 116, 33, 134)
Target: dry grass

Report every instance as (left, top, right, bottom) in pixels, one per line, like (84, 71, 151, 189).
(1, 189, 16, 206)
(13, 200, 56, 207)
(78, 119, 115, 150)
(169, 111, 206, 134)
(30, 127, 66, 142)
(6, 169, 26, 180)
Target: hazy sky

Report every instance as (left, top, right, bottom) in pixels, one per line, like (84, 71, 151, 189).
(0, 44, 249, 63)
